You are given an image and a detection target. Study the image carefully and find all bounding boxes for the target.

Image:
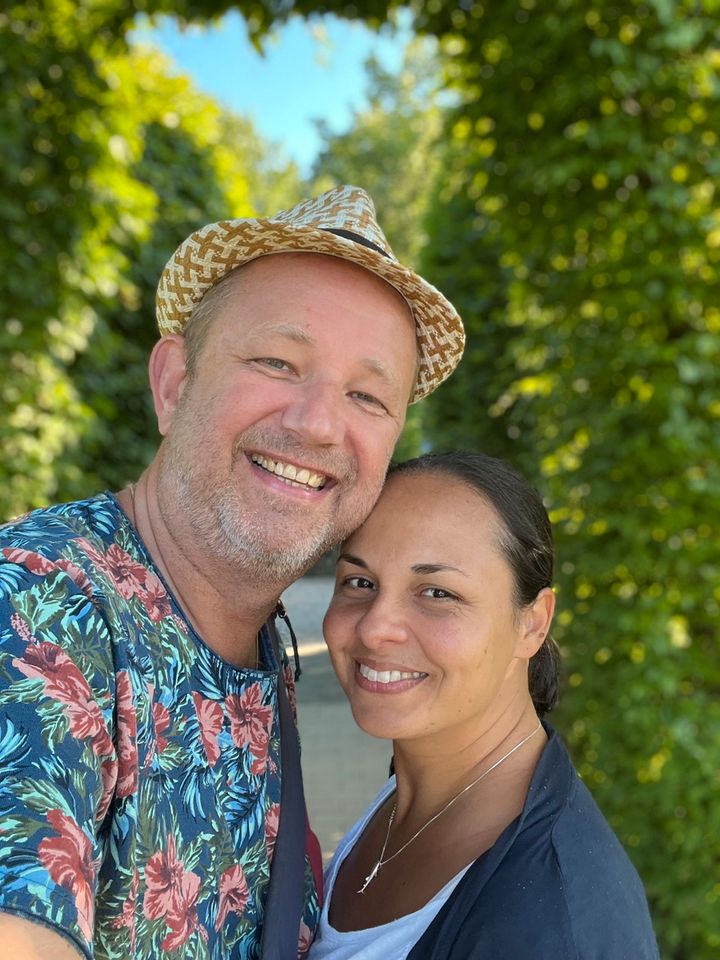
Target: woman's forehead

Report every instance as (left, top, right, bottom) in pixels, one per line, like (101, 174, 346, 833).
(345, 472, 503, 554)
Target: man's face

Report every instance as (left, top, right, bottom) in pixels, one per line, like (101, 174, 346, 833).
(156, 252, 418, 583)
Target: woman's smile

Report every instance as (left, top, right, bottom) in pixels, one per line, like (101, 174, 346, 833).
(355, 660, 428, 692)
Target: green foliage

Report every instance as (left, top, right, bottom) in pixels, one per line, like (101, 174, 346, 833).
(417, 3, 720, 956)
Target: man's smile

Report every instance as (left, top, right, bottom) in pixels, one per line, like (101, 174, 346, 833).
(249, 453, 329, 490)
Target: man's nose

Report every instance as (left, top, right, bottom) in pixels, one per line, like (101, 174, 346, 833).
(280, 382, 346, 446)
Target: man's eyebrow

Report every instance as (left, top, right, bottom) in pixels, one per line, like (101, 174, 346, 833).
(359, 356, 403, 389)
(337, 553, 369, 569)
(254, 323, 316, 346)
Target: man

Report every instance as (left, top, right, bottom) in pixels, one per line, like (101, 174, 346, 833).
(0, 185, 464, 959)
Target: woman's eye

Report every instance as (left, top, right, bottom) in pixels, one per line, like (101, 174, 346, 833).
(420, 587, 458, 601)
(343, 575, 376, 591)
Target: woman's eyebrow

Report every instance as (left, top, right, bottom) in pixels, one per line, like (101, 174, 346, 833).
(337, 552, 368, 569)
(411, 563, 468, 576)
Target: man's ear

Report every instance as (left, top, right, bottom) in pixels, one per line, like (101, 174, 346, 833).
(515, 587, 556, 660)
(149, 335, 188, 436)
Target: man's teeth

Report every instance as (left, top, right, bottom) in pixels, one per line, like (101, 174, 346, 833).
(251, 455, 326, 489)
(358, 664, 425, 684)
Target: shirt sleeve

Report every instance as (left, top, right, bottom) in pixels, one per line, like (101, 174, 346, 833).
(0, 553, 117, 959)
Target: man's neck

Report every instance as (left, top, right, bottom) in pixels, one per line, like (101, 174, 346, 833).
(117, 470, 287, 668)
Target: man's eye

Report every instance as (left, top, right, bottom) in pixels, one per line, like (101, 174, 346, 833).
(255, 358, 290, 371)
(350, 391, 388, 412)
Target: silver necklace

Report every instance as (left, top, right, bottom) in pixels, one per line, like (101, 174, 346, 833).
(357, 723, 542, 894)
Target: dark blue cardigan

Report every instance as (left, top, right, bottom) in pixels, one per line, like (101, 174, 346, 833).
(408, 727, 659, 960)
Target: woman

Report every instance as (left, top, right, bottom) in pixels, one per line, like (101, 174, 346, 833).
(309, 451, 658, 959)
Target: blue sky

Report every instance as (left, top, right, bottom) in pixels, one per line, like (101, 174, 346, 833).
(132, 12, 412, 175)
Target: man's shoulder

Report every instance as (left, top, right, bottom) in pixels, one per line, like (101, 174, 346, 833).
(0, 493, 143, 657)
(0, 492, 121, 554)
(0, 492, 139, 596)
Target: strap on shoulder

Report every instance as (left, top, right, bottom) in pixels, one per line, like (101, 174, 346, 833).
(260, 614, 308, 959)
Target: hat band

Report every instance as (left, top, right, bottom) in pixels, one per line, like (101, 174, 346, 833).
(322, 228, 391, 260)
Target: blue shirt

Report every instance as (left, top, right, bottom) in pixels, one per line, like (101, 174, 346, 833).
(0, 493, 320, 959)
(408, 727, 659, 959)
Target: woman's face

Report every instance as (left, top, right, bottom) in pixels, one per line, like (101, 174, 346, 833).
(323, 472, 548, 747)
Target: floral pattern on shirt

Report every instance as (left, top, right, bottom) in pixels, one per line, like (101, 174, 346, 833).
(0, 494, 319, 959)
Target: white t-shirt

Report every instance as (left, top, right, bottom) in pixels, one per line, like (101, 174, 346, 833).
(307, 778, 470, 960)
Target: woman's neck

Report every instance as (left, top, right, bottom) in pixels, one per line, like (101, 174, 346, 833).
(390, 702, 544, 830)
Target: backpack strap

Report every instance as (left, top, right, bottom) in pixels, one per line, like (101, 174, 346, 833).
(260, 611, 309, 959)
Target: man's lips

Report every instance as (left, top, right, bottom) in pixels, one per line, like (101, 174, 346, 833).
(249, 453, 331, 490)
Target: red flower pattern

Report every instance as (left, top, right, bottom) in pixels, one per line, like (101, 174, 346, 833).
(2, 547, 56, 576)
(3, 547, 94, 598)
(10, 611, 35, 644)
(38, 809, 99, 943)
(111, 868, 139, 952)
(76, 540, 140, 598)
(76, 541, 170, 621)
(12, 641, 118, 820)
(161, 871, 207, 951)
(192, 692, 223, 767)
(137, 569, 172, 622)
(144, 835, 206, 951)
(152, 699, 171, 754)
(13, 641, 113, 755)
(298, 920, 314, 959)
(225, 683, 273, 775)
(265, 803, 280, 861)
(116, 670, 138, 798)
(55, 557, 94, 597)
(214, 864, 249, 930)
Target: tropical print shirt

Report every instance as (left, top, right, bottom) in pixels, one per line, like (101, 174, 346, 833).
(0, 493, 320, 959)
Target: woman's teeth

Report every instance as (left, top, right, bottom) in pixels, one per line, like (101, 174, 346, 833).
(358, 664, 425, 684)
(251, 454, 326, 489)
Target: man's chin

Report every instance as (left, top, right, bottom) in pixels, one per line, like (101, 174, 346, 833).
(218, 518, 334, 583)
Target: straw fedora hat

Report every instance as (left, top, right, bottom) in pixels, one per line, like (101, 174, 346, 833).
(156, 185, 464, 403)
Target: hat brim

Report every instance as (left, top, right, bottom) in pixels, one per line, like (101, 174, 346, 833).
(156, 219, 464, 403)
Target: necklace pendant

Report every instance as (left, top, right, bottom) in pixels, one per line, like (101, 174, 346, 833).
(357, 860, 381, 894)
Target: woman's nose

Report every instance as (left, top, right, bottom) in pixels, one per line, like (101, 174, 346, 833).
(356, 594, 410, 649)
(280, 382, 346, 446)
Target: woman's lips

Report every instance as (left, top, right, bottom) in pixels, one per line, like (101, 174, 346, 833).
(355, 660, 428, 693)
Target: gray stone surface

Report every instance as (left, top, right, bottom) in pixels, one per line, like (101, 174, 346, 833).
(280, 577, 391, 860)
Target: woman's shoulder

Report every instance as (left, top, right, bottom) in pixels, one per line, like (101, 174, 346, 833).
(407, 728, 659, 960)
(546, 738, 658, 956)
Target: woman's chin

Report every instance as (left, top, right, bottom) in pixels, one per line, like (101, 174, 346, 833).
(348, 703, 411, 743)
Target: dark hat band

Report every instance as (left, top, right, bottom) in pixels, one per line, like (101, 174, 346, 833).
(323, 228, 391, 259)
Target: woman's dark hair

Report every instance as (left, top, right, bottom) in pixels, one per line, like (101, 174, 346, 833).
(387, 450, 561, 716)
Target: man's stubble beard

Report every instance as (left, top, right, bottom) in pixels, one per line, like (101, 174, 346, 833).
(157, 398, 387, 587)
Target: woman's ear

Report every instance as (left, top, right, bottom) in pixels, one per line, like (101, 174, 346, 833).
(515, 587, 556, 659)
(149, 335, 188, 436)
